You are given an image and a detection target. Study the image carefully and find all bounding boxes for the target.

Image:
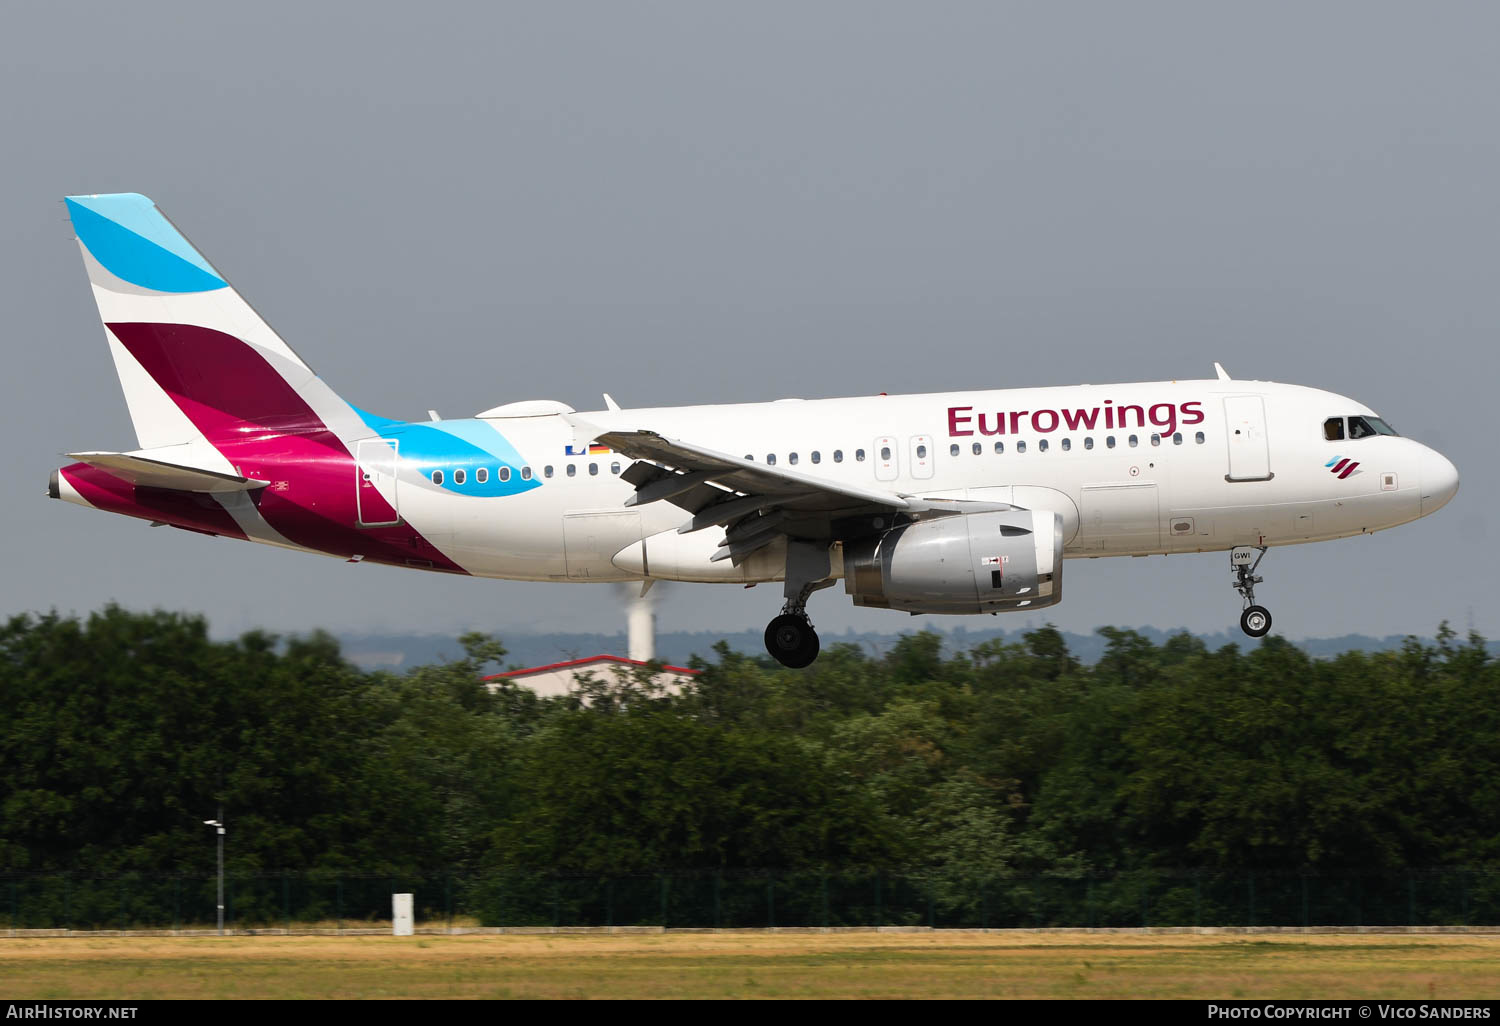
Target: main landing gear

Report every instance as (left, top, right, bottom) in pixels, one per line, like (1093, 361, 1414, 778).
(1231, 545, 1272, 638)
(764, 540, 834, 668)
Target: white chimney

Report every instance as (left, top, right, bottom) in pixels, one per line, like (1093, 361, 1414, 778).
(627, 594, 655, 662)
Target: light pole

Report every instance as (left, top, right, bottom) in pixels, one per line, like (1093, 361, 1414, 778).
(203, 809, 224, 935)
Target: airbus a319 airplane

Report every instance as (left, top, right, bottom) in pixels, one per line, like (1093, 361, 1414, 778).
(50, 194, 1460, 666)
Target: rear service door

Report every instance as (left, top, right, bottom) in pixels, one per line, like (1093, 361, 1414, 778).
(355, 438, 401, 527)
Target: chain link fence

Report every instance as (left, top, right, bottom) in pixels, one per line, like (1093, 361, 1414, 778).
(5, 870, 1498, 931)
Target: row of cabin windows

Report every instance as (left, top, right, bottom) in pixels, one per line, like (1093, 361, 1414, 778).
(948, 432, 1207, 456)
(753, 449, 866, 466)
(431, 462, 624, 486)
(429, 430, 1217, 485)
(749, 434, 1207, 466)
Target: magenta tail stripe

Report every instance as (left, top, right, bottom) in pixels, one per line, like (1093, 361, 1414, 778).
(1331, 458, 1349, 473)
(106, 322, 347, 454)
(1339, 462, 1360, 479)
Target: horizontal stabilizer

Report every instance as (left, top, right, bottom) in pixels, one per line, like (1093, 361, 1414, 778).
(65, 451, 268, 493)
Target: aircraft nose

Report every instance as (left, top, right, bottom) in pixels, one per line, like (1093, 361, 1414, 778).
(1420, 448, 1459, 516)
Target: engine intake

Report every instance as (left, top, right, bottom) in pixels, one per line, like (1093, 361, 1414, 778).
(843, 509, 1064, 614)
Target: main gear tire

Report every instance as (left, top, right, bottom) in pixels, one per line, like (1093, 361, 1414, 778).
(765, 613, 820, 668)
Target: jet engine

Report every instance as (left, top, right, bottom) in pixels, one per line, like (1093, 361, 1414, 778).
(843, 509, 1064, 614)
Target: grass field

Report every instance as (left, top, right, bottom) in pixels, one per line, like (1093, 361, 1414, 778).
(4, 932, 1500, 1000)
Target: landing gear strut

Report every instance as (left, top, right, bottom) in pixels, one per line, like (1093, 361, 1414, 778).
(764, 540, 833, 668)
(1231, 545, 1272, 638)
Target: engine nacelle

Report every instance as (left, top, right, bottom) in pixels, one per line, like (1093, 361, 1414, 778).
(843, 509, 1064, 614)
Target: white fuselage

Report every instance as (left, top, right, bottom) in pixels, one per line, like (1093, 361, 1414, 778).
(384, 378, 1457, 585)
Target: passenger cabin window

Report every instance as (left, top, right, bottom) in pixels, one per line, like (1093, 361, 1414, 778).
(856, 449, 866, 461)
(1324, 417, 1345, 441)
(1173, 432, 1183, 445)
(1016, 441, 1027, 453)
(521, 467, 532, 480)
(916, 445, 927, 459)
(766, 454, 776, 465)
(475, 468, 488, 483)
(994, 441, 1004, 454)
(454, 468, 467, 485)
(544, 465, 554, 478)
(431, 469, 444, 485)
(811, 451, 821, 464)
(788, 452, 799, 465)
(498, 467, 510, 482)
(1061, 438, 1071, 451)
(566, 464, 576, 477)
(611, 462, 621, 474)
(1084, 437, 1094, 450)
(1107, 436, 1116, 449)
(972, 442, 982, 455)
(1039, 439, 1049, 452)
(588, 463, 598, 476)
(1150, 434, 1160, 447)
(880, 446, 891, 460)
(833, 450, 844, 463)
(1195, 432, 1205, 445)
(1129, 435, 1139, 447)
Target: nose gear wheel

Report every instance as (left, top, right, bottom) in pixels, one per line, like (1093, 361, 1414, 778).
(1240, 605, 1272, 638)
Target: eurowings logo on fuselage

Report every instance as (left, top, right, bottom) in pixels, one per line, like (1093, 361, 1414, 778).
(1327, 456, 1361, 479)
(948, 401, 1205, 437)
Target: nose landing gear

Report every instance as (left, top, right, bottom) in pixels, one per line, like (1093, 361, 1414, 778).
(1231, 545, 1272, 638)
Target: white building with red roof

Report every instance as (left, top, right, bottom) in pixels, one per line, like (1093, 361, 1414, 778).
(484, 654, 699, 700)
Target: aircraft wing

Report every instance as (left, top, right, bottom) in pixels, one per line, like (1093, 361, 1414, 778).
(64, 451, 269, 494)
(593, 428, 961, 567)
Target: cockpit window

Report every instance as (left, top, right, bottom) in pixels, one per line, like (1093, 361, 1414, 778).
(1348, 415, 1398, 439)
(1323, 417, 1345, 441)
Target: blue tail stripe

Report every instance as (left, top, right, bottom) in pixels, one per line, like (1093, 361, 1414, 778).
(66, 193, 227, 294)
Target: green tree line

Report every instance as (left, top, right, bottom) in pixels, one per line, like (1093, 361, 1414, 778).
(3, 606, 1497, 880)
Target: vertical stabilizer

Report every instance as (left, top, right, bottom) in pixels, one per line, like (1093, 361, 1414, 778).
(64, 193, 370, 462)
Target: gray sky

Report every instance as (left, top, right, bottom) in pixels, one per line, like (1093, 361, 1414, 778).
(2, 2, 1492, 644)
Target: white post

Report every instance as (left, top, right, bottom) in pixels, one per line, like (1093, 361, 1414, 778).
(204, 809, 225, 936)
(216, 809, 224, 936)
(627, 594, 655, 663)
(392, 893, 414, 936)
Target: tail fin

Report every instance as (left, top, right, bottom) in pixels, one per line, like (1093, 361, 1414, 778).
(65, 193, 371, 460)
